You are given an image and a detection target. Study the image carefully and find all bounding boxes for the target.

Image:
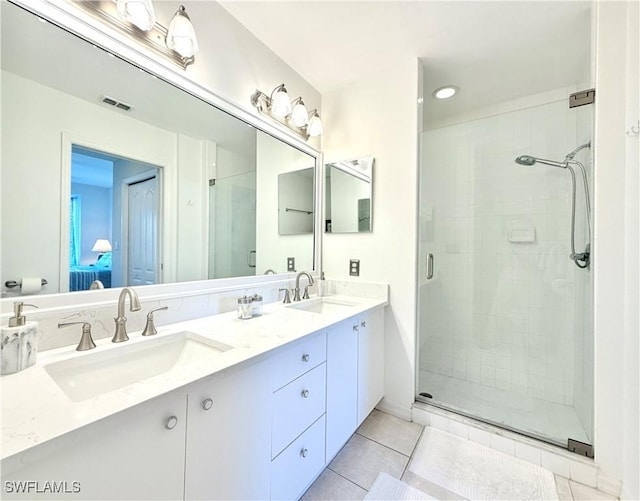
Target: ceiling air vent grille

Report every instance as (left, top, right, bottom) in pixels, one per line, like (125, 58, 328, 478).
(101, 95, 133, 112)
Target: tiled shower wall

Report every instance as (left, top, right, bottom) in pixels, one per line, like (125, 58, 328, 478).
(419, 98, 593, 434)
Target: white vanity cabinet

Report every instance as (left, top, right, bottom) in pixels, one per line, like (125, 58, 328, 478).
(1, 302, 386, 501)
(1, 390, 188, 500)
(184, 359, 272, 500)
(326, 307, 385, 461)
(326, 318, 359, 461)
(270, 331, 327, 500)
(357, 307, 385, 425)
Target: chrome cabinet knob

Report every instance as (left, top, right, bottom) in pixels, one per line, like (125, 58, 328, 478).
(300, 448, 309, 458)
(202, 398, 213, 411)
(165, 415, 178, 430)
(301, 353, 310, 362)
(361, 321, 366, 328)
(301, 389, 310, 398)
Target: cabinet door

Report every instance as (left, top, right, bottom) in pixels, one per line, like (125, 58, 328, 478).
(271, 415, 326, 501)
(326, 319, 358, 461)
(357, 308, 385, 425)
(184, 359, 272, 500)
(1, 390, 187, 501)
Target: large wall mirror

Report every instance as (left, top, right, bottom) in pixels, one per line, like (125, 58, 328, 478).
(1, 1, 317, 296)
(325, 156, 374, 233)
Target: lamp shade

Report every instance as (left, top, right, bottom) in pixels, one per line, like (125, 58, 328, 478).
(271, 86, 292, 118)
(307, 111, 323, 137)
(91, 239, 112, 253)
(290, 100, 309, 128)
(166, 5, 199, 58)
(116, 0, 157, 31)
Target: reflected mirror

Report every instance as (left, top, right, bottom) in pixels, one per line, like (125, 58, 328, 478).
(278, 168, 315, 236)
(325, 156, 374, 233)
(1, 1, 316, 295)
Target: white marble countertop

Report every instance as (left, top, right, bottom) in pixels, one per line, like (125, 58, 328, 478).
(1, 293, 387, 460)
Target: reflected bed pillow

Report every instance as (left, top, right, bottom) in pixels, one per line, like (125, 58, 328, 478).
(96, 252, 112, 268)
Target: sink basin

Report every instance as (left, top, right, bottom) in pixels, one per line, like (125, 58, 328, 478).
(45, 331, 233, 402)
(287, 297, 358, 314)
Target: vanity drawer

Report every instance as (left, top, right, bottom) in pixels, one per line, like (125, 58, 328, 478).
(272, 362, 326, 458)
(271, 415, 326, 501)
(271, 331, 326, 391)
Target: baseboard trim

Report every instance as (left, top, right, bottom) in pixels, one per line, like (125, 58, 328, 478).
(376, 398, 412, 421)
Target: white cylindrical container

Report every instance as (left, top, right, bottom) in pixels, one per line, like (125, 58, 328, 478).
(237, 296, 253, 320)
(251, 294, 263, 317)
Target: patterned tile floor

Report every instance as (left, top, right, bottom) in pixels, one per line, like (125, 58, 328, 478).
(301, 409, 618, 501)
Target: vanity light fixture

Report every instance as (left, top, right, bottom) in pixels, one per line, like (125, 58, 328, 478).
(116, 0, 156, 32)
(290, 97, 309, 127)
(166, 5, 199, 59)
(251, 84, 323, 140)
(307, 109, 323, 137)
(432, 85, 459, 99)
(73, 1, 197, 69)
(270, 84, 293, 118)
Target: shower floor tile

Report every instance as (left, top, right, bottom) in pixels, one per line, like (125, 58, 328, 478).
(418, 370, 589, 445)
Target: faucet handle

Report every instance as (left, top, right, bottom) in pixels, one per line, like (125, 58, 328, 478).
(142, 306, 168, 337)
(302, 285, 311, 300)
(58, 321, 97, 351)
(279, 288, 291, 304)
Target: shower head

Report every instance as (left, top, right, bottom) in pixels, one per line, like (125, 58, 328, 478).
(515, 155, 537, 166)
(515, 155, 567, 169)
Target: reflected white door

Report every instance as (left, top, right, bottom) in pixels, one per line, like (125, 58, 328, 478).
(127, 177, 158, 285)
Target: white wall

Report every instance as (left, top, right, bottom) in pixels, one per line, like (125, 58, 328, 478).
(322, 59, 420, 418)
(256, 132, 315, 274)
(622, 4, 639, 499)
(593, 2, 639, 497)
(70, 183, 112, 265)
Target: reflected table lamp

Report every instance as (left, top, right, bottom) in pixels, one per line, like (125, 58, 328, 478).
(91, 239, 112, 263)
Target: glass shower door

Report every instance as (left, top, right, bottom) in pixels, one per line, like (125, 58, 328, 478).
(416, 100, 594, 448)
(208, 171, 257, 279)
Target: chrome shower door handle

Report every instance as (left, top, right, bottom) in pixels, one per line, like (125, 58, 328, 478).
(427, 253, 434, 280)
(247, 250, 256, 268)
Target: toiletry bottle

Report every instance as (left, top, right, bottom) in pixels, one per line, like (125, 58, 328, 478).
(1, 302, 38, 375)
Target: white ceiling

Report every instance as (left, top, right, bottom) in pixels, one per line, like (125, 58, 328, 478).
(219, 1, 592, 123)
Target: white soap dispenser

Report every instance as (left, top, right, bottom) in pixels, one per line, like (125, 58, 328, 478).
(1, 302, 39, 375)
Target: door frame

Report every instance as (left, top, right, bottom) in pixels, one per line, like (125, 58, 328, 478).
(61, 133, 170, 292)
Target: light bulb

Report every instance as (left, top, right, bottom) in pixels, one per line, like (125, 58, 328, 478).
(271, 86, 292, 118)
(290, 100, 309, 128)
(166, 5, 199, 58)
(307, 111, 323, 137)
(116, 0, 156, 31)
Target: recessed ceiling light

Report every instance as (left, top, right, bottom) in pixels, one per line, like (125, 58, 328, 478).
(432, 86, 459, 100)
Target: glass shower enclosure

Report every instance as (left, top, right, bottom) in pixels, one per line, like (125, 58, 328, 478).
(416, 97, 594, 448)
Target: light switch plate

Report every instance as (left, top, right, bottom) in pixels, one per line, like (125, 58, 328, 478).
(287, 257, 296, 272)
(349, 259, 360, 277)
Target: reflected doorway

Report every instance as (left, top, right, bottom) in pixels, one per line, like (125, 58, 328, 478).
(70, 145, 161, 291)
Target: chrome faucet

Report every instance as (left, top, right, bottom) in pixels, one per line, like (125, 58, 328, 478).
(112, 287, 141, 343)
(293, 271, 315, 302)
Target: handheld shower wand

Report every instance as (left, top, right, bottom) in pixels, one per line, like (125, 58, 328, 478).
(514, 143, 592, 269)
